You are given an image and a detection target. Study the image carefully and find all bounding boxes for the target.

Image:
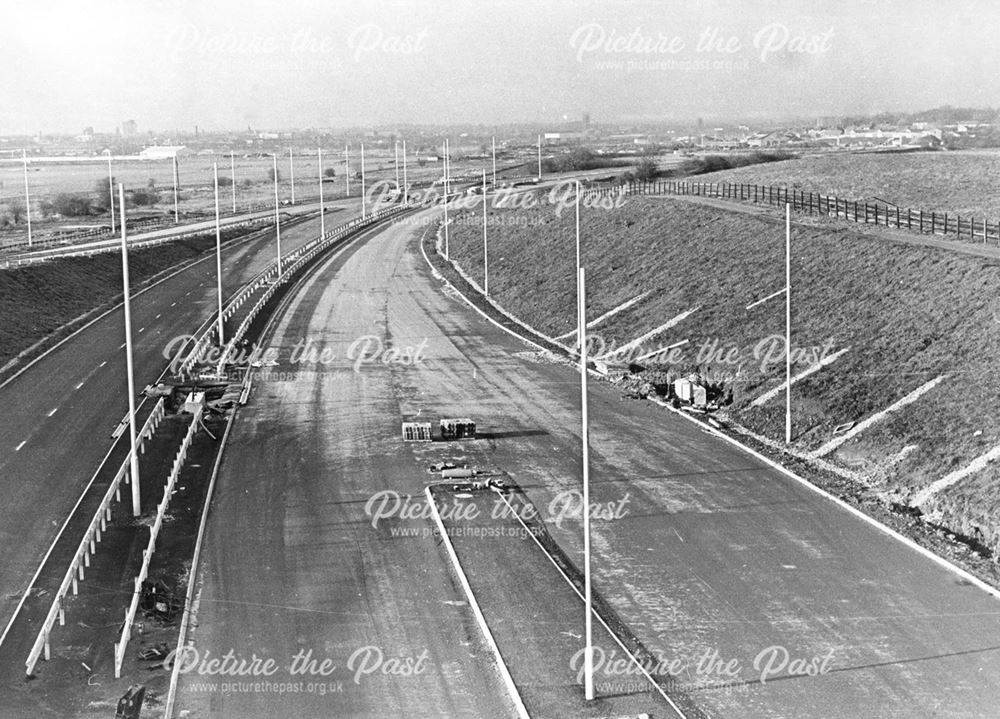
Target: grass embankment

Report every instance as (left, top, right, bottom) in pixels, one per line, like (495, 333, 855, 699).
(446, 194, 1000, 552)
(690, 149, 1000, 217)
(0, 228, 252, 372)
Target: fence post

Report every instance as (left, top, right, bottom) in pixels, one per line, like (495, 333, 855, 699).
(931, 211, 936, 234)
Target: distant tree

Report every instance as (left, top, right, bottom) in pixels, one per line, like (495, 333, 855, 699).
(635, 158, 659, 182)
(51, 193, 94, 217)
(94, 177, 115, 211)
(323, 167, 336, 178)
(241, 178, 253, 189)
(148, 177, 157, 189)
(0, 201, 25, 227)
(216, 175, 234, 187)
(129, 188, 159, 206)
(267, 167, 281, 182)
(8, 199, 26, 224)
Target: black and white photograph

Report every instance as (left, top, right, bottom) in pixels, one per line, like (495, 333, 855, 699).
(2, 1, 1000, 717)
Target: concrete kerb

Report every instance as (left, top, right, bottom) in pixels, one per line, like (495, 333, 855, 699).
(424, 486, 531, 719)
(162, 395, 241, 719)
(489, 488, 689, 718)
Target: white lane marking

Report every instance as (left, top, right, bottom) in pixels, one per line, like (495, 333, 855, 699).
(138, 327, 145, 333)
(636, 338, 690, 363)
(490, 488, 688, 717)
(47, 408, 57, 417)
(155, 314, 161, 319)
(171, 302, 177, 307)
(810, 374, 944, 457)
(598, 307, 700, 359)
(0, 227, 261, 394)
(555, 291, 651, 340)
(75, 381, 84, 390)
(426, 488, 532, 719)
(913, 443, 1000, 507)
(119, 342, 126, 349)
(0, 226, 288, 652)
(752, 348, 851, 408)
(15, 441, 26, 451)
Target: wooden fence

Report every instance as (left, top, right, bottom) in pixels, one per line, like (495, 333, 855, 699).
(587, 180, 1000, 245)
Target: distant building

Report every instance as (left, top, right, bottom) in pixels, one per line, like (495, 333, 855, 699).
(138, 145, 192, 159)
(543, 130, 584, 144)
(122, 120, 138, 137)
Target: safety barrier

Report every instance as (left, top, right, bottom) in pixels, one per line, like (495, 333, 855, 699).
(113, 405, 203, 678)
(198, 204, 412, 375)
(25, 397, 166, 675)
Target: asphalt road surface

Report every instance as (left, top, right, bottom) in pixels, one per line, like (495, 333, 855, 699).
(175, 204, 1000, 718)
(0, 208, 362, 650)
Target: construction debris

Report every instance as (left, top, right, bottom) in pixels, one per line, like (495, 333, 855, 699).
(440, 418, 477, 440)
(402, 422, 433, 442)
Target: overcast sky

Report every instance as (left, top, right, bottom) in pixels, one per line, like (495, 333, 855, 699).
(4, 0, 999, 134)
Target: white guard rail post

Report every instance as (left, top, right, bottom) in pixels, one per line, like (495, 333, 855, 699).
(113, 405, 203, 678)
(24, 397, 166, 675)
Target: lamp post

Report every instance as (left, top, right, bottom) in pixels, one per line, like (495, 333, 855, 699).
(361, 143, 366, 219)
(537, 134, 542, 179)
(213, 164, 224, 346)
(442, 140, 449, 259)
(22, 150, 32, 246)
(273, 154, 282, 277)
(482, 170, 488, 295)
(106, 150, 115, 233)
(577, 263, 594, 702)
(402, 139, 408, 204)
(318, 146, 326, 238)
(394, 141, 400, 191)
(119, 183, 141, 517)
(344, 144, 350, 197)
(743, 204, 793, 444)
(785, 203, 792, 444)
(172, 155, 180, 223)
(230, 152, 237, 213)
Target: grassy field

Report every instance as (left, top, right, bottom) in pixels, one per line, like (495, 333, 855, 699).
(688, 149, 1000, 218)
(445, 193, 1000, 552)
(0, 152, 502, 237)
